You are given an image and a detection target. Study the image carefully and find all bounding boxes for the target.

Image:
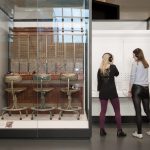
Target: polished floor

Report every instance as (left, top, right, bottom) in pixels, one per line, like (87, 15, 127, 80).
(0, 123, 150, 150)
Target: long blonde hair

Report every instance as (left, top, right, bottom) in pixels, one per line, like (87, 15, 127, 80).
(100, 53, 113, 75)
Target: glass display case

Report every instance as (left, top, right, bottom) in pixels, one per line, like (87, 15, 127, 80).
(0, 0, 91, 138)
(147, 17, 150, 30)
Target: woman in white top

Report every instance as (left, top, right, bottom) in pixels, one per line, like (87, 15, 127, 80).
(129, 48, 150, 139)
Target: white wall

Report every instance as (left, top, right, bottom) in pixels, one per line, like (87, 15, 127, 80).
(92, 30, 150, 97)
(92, 21, 150, 116)
(92, 21, 147, 30)
(0, 10, 9, 113)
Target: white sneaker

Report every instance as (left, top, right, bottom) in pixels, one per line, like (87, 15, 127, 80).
(146, 131, 150, 136)
(132, 131, 143, 139)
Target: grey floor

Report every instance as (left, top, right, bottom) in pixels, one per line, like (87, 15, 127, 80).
(0, 123, 150, 150)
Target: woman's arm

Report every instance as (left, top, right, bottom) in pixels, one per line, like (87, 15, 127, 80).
(97, 69, 101, 91)
(129, 62, 137, 92)
(112, 65, 119, 76)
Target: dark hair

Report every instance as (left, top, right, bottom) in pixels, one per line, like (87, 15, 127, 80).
(103, 53, 113, 62)
(133, 48, 149, 68)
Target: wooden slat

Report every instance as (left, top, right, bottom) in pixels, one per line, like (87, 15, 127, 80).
(75, 43, 84, 58)
(20, 35, 29, 59)
(10, 28, 84, 73)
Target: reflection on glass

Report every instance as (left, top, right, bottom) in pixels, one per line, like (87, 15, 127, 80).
(72, 8, 81, 17)
(81, 9, 89, 17)
(73, 18, 81, 22)
(64, 35, 72, 43)
(63, 8, 72, 17)
(63, 18, 72, 31)
(53, 8, 62, 16)
(64, 18, 71, 22)
(58, 35, 63, 43)
(74, 35, 82, 43)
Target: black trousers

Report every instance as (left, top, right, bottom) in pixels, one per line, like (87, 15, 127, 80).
(132, 84, 150, 134)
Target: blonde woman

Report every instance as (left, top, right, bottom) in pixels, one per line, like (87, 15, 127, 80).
(129, 48, 150, 139)
(97, 53, 126, 137)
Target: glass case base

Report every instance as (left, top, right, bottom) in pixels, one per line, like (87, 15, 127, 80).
(0, 114, 88, 129)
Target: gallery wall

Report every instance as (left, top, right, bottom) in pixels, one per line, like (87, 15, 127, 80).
(92, 30, 150, 97)
(92, 21, 150, 116)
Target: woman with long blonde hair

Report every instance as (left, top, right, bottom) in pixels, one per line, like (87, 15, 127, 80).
(97, 53, 126, 137)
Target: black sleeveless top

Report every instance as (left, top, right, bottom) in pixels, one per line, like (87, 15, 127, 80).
(97, 65, 119, 99)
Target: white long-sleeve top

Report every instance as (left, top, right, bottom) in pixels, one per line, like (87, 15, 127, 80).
(130, 61, 149, 87)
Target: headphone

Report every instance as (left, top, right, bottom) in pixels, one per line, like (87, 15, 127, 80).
(103, 53, 113, 62)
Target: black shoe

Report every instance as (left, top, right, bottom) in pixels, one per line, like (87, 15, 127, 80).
(100, 128, 107, 136)
(117, 129, 127, 137)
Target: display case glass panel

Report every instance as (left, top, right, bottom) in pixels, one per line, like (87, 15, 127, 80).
(0, 0, 91, 138)
(148, 18, 150, 30)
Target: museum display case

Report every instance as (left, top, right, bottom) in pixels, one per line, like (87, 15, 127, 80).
(148, 17, 150, 30)
(0, 0, 91, 138)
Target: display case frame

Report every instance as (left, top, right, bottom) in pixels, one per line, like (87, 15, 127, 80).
(0, 0, 92, 139)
